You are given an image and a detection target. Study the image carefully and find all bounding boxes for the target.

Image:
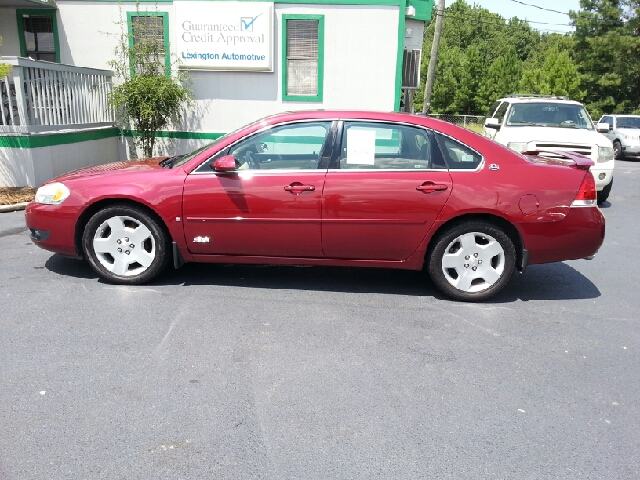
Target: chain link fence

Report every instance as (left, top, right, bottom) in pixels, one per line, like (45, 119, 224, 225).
(427, 114, 486, 132)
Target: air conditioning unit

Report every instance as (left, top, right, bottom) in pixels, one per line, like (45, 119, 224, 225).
(402, 49, 421, 89)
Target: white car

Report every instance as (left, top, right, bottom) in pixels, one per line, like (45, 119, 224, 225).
(483, 95, 615, 204)
(597, 114, 640, 160)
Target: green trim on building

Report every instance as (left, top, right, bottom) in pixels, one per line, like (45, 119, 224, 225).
(281, 14, 325, 103)
(0, 128, 120, 149)
(121, 130, 224, 140)
(407, 0, 433, 21)
(127, 11, 171, 76)
(394, 0, 406, 111)
(0, 129, 226, 149)
(16, 9, 61, 63)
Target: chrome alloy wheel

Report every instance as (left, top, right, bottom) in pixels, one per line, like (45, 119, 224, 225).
(440, 231, 506, 293)
(92, 215, 156, 277)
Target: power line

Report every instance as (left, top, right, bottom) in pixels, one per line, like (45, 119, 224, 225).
(436, 12, 572, 33)
(506, 0, 572, 17)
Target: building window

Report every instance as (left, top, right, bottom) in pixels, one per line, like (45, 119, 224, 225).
(127, 12, 170, 76)
(16, 10, 60, 63)
(282, 14, 324, 102)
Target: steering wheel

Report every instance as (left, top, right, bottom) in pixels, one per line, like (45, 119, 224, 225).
(244, 150, 260, 169)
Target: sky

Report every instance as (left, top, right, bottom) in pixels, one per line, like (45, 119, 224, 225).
(467, 0, 582, 34)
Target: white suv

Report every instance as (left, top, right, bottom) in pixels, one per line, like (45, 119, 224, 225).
(597, 114, 640, 160)
(483, 95, 615, 204)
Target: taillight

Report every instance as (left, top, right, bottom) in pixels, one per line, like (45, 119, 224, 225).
(571, 172, 597, 207)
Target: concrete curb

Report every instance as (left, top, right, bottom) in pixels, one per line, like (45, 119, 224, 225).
(0, 202, 29, 213)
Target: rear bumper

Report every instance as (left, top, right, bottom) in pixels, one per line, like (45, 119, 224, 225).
(518, 206, 605, 265)
(24, 202, 80, 257)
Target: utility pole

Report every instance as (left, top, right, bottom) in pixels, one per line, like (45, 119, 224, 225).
(422, 0, 445, 114)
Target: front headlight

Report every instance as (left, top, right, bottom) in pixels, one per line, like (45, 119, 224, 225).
(507, 142, 530, 153)
(34, 182, 70, 205)
(597, 146, 614, 163)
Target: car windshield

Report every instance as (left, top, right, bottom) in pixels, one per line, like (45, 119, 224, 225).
(505, 103, 594, 130)
(617, 117, 640, 129)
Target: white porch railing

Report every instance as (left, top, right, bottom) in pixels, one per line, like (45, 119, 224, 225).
(0, 57, 114, 133)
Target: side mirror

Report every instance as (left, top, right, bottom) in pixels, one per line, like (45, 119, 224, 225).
(211, 155, 238, 172)
(484, 117, 502, 130)
(596, 122, 610, 133)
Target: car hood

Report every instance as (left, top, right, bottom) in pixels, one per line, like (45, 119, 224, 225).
(51, 157, 167, 183)
(502, 126, 612, 147)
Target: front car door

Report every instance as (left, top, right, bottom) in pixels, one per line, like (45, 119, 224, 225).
(182, 121, 334, 257)
(321, 121, 453, 260)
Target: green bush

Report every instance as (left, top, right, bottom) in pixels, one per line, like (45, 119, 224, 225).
(108, 7, 192, 158)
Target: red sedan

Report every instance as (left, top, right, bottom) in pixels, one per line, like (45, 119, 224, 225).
(25, 111, 605, 301)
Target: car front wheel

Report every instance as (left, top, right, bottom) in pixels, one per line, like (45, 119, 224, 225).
(613, 140, 623, 160)
(82, 204, 170, 284)
(428, 221, 516, 302)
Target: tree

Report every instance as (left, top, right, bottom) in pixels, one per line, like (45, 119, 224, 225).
(478, 48, 522, 113)
(416, 0, 540, 114)
(570, 0, 640, 116)
(520, 46, 585, 100)
(108, 7, 192, 158)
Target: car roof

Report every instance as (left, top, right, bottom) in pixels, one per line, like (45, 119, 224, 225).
(499, 97, 583, 106)
(259, 109, 465, 134)
(608, 114, 640, 118)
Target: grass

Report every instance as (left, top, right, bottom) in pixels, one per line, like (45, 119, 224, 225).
(0, 187, 36, 205)
(465, 123, 484, 134)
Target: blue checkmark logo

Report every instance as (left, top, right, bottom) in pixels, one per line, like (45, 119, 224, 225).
(240, 14, 262, 31)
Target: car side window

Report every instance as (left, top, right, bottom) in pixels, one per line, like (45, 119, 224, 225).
(434, 132, 483, 170)
(486, 101, 501, 118)
(494, 102, 509, 123)
(228, 122, 331, 170)
(337, 122, 438, 170)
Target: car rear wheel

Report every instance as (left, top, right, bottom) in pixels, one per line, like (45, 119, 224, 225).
(613, 140, 623, 160)
(82, 204, 170, 284)
(428, 221, 516, 302)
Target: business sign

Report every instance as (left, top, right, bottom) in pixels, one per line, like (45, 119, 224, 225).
(175, 2, 273, 71)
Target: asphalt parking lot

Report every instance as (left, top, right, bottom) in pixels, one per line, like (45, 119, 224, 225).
(1, 160, 639, 479)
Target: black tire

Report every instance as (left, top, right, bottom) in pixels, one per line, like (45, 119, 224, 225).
(82, 204, 170, 284)
(597, 178, 613, 205)
(613, 140, 624, 160)
(427, 221, 516, 302)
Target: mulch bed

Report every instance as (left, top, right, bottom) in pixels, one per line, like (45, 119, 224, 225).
(0, 187, 37, 205)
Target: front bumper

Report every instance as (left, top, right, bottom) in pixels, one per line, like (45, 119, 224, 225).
(622, 144, 640, 156)
(25, 202, 81, 257)
(591, 159, 614, 191)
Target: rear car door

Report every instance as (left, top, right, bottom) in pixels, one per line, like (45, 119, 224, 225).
(321, 121, 453, 260)
(182, 121, 334, 257)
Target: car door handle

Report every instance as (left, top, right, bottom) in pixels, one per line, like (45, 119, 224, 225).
(284, 182, 315, 194)
(416, 182, 449, 194)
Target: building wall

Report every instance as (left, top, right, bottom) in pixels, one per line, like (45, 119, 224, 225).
(0, 128, 121, 187)
(55, 1, 400, 134)
(0, 9, 21, 56)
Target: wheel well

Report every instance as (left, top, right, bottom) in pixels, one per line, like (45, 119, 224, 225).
(426, 213, 525, 270)
(74, 199, 173, 257)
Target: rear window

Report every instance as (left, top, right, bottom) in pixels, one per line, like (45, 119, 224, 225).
(434, 133, 483, 170)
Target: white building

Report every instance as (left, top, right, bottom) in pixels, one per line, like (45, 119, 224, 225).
(0, 0, 432, 186)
